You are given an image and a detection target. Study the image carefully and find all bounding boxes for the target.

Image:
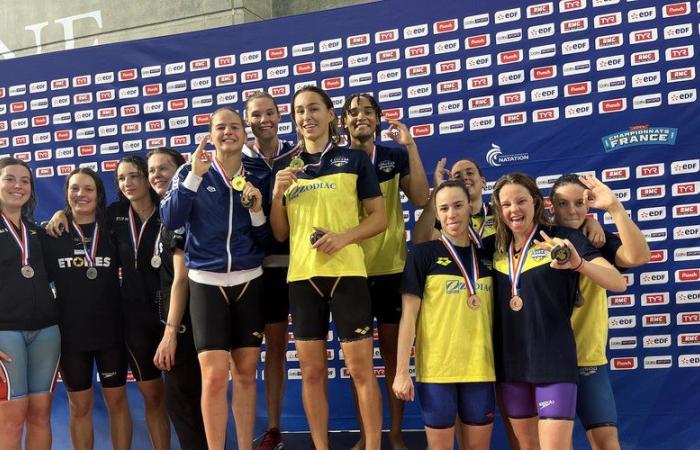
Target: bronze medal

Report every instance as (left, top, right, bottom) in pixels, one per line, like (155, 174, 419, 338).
(21, 265, 35, 279)
(509, 295, 523, 312)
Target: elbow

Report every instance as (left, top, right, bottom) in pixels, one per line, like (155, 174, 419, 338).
(610, 276, 627, 293)
(271, 225, 288, 243)
(637, 246, 652, 265)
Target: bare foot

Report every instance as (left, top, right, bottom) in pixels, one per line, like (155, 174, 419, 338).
(350, 439, 365, 450)
(389, 433, 409, 450)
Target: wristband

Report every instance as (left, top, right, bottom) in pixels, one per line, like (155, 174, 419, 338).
(573, 259, 585, 272)
(161, 320, 186, 334)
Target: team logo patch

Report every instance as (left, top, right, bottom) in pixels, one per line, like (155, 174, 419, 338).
(436, 257, 452, 266)
(530, 248, 549, 260)
(330, 156, 349, 167)
(378, 159, 396, 173)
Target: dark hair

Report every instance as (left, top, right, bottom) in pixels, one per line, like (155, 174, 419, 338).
(208, 106, 245, 132)
(433, 179, 472, 207)
(115, 156, 159, 205)
(146, 147, 186, 168)
(291, 86, 340, 149)
(0, 157, 36, 222)
(341, 93, 383, 141)
(452, 159, 485, 179)
(245, 91, 280, 115)
(63, 168, 107, 226)
(491, 172, 548, 254)
(551, 173, 586, 197)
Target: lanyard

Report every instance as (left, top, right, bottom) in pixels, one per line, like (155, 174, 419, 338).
(439, 235, 479, 298)
(128, 206, 156, 268)
(1, 212, 29, 267)
(71, 221, 99, 266)
(507, 224, 538, 298)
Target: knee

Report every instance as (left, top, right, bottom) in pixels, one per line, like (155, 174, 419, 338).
(345, 361, 376, 386)
(201, 367, 230, 394)
(232, 366, 257, 388)
(300, 364, 327, 385)
(27, 404, 52, 428)
(103, 391, 129, 412)
(140, 386, 165, 409)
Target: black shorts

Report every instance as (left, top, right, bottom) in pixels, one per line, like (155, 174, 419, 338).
(189, 276, 265, 353)
(262, 267, 290, 325)
(289, 276, 373, 342)
(368, 274, 403, 325)
(60, 346, 128, 392)
(124, 309, 163, 382)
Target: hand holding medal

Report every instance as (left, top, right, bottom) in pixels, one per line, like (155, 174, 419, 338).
(311, 226, 351, 255)
(192, 136, 213, 177)
(534, 230, 582, 271)
(272, 167, 302, 200)
(384, 119, 414, 147)
(235, 179, 262, 212)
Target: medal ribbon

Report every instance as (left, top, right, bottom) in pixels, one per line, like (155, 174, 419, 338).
(302, 141, 334, 170)
(252, 140, 287, 170)
(1, 212, 29, 267)
(475, 203, 488, 238)
(153, 226, 162, 258)
(466, 203, 488, 248)
(71, 221, 99, 267)
(128, 206, 156, 267)
(439, 235, 479, 298)
(507, 224, 539, 298)
(368, 145, 376, 166)
(211, 157, 244, 189)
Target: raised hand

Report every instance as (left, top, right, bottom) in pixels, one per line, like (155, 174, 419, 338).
(433, 157, 450, 187)
(191, 136, 212, 177)
(534, 230, 583, 271)
(385, 120, 415, 147)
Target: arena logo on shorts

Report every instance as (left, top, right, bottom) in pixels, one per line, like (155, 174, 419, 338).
(287, 182, 337, 201)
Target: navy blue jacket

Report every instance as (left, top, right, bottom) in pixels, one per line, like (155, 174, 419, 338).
(160, 161, 271, 273)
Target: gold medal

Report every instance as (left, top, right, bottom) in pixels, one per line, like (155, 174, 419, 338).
(510, 295, 523, 312)
(231, 175, 246, 192)
(289, 157, 304, 169)
(468, 294, 481, 310)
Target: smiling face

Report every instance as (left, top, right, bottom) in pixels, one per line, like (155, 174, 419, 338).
(436, 186, 471, 240)
(497, 182, 536, 235)
(210, 109, 246, 155)
(117, 161, 149, 202)
(68, 173, 98, 217)
(553, 182, 588, 229)
(451, 160, 485, 203)
(343, 95, 379, 143)
(148, 153, 178, 197)
(293, 91, 335, 144)
(246, 97, 280, 142)
(0, 163, 31, 213)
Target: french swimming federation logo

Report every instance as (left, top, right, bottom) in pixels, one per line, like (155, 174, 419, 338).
(602, 126, 677, 152)
(486, 143, 529, 167)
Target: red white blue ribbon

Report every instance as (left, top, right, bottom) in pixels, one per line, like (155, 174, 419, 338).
(71, 221, 99, 267)
(439, 235, 479, 298)
(1, 212, 29, 267)
(128, 206, 156, 268)
(211, 156, 244, 189)
(507, 224, 538, 298)
(301, 141, 334, 170)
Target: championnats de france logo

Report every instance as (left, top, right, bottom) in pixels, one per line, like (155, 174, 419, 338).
(486, 143, 529, 167)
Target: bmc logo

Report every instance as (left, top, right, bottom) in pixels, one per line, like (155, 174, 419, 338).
(610, 357, 638, 371)
(673, 203, 700, 218)
(636, 185, 665, 200)
(608, 295, 634, 308)
(602, 167, 629, 181)
(642, 313, 670, 327)
(678, 333, 700, 346)
(641, 292, 670, 306)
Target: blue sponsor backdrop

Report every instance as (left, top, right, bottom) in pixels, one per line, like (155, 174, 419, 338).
(1, 0, 699, 448)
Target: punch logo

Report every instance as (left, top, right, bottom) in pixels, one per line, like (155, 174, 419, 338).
(609, 316, 635, 330)
(599, 98, 626, 114)
(676, 267, 700, 282)
(531, 65, 556, 80)
(565, 81, 591, 97)
(486, 143, 529, 167)
(649, 249, 668, 263)
(562, 38, 589, 54)
(118, 69, 137, 81)
(382, 108, 403, 120)
(498, 50, 523, 65)
(410, 124, 433, 138)
(672, 159, 699, 175)
(561, 18, 588, 34)
(628, 6, 656, 23)
(466, 34, 490, 49)
(609, 336, 637, 350)
(533, 107, 559, 122)
(322, 77, 344, 90)
(433, 18, 458, 34)
(663, 2, 690, 17)
(642, 313, 670, 327)
(293, 62, 315, 76)
(641, 292, 670, 306)
(666, 45, 693, 61)
(267, 47, 287, 60)
(528, 2, 553, 18)
(674, 226, 700, 241)
(611, 357, 637, 370)
(602, 127, 677, 152)
(11, 101, 27, 113)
